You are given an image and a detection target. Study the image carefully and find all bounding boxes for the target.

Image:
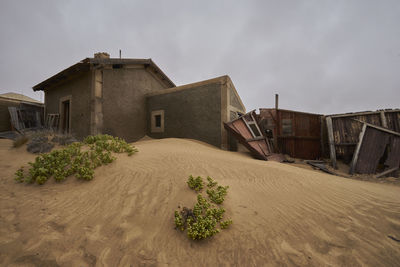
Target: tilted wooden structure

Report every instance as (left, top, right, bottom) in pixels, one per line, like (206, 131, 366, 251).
(224, 110, 275, 160)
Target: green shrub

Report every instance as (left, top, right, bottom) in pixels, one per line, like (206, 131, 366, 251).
(14, 134, 138, 185)
(187, 175, 204, 192)
(220, 220, 233, 229)
(175, 176, 232, 240)
(206, 185, 229, 204)
(206, 176, 218, 188)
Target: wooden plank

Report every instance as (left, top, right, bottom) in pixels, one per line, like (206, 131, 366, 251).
(250, 112, 263, 136)
(241, 116, 256, 138)
(349, 123, 367, 174)
(334, 142, 357, 146)
(384, 136, 400, 169)
(329, 109, 400, 118)
(246, 136, 266, 142)
(374, 167, 399, 178)
(232, 120, 252, 139)
(326, 116, 337, 169)
(380, 111, 388, 128)
(352, 119, 400, 136)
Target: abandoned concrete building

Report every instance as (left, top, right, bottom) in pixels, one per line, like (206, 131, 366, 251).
(33, 53, 246, 150)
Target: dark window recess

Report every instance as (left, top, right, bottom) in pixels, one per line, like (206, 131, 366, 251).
(155, 115, 162, 127)
(249, 124, 261, 137)
(112, 64, 123, 69)
(282, 119, 292, 136)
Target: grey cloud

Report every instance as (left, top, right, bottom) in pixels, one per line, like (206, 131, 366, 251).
(0, 0, 399, 114)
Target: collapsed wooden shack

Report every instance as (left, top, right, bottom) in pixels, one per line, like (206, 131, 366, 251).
(325, 109, 400, 176)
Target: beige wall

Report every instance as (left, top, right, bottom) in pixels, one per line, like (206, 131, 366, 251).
(101, 66, 169, 142)
(45, 72, 92, 139)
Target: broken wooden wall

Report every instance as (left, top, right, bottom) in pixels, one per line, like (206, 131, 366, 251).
(350, 123, 400, 175)
(258, 108, 321, 159)
(325, 109, 400, 166)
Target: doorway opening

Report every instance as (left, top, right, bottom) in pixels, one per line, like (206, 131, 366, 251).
(61, 100, 70, 134)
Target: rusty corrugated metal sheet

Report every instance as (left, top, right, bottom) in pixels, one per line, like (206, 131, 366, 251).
(224, 110, 274, 160)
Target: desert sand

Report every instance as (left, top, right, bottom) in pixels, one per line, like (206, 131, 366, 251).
(0, 137, 399, 266)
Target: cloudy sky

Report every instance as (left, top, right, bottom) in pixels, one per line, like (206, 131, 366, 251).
(0, 0, 399, 114)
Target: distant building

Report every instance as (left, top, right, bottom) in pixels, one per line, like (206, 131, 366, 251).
(0, 92, 44, 132)
(33, 53, 245, 150)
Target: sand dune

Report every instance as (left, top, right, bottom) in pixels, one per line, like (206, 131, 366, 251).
(0, 138, 399, 266)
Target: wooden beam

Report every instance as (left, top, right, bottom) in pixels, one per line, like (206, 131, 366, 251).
(374, 167, 399, 178)
(246, 136, 266, 142)
(349, 123, 367, 174)
(326, 116, 337, 169)
(352, 119, 400, 136)
(329, 109, 400, 119)
(380, 111, 388, 128)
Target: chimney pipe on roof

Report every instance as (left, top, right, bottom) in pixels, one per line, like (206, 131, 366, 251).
(275, 94, 279, 110)
(94, 52, 110, 59)
(119, 49, 121, 59)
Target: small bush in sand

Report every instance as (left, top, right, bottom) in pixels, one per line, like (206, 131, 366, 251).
(187, 175, 204, 191)
(175, 175, 232, 240)
(13, 135, 29, 148)
(206, 185, 229, 204)
(14, 134, 138, 185)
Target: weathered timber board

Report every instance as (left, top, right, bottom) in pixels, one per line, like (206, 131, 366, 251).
(385, 136, 400, 169)
(355, 127, 390, 174)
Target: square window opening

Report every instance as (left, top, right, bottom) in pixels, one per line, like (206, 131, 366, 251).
(155, 115, 161, 128)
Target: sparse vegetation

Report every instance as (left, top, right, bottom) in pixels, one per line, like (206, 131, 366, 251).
(187, 175, 204, 192)
(206, 185, 229, 204)
(175, 175, 232, 240)
(14, 134, 138, 185)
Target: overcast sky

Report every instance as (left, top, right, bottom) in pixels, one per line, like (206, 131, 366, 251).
(0, 0, 399, 114)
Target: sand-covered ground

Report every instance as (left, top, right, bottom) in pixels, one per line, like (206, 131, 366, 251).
(0, 137, 399, 266)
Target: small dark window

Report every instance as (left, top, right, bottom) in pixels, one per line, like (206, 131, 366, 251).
(112, 64, 123, 69)
(155, 115, 161, 127)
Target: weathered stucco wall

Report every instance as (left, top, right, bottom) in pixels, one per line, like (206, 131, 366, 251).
(102, 67, 168, 142)
(44, 72, 92, 139)
(146, 82, 222, 147)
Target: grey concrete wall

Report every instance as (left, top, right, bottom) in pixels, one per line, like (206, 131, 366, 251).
(44, 71, 92, 139)
(102, 67, 168, 142)
(146, 82, 222, 147)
